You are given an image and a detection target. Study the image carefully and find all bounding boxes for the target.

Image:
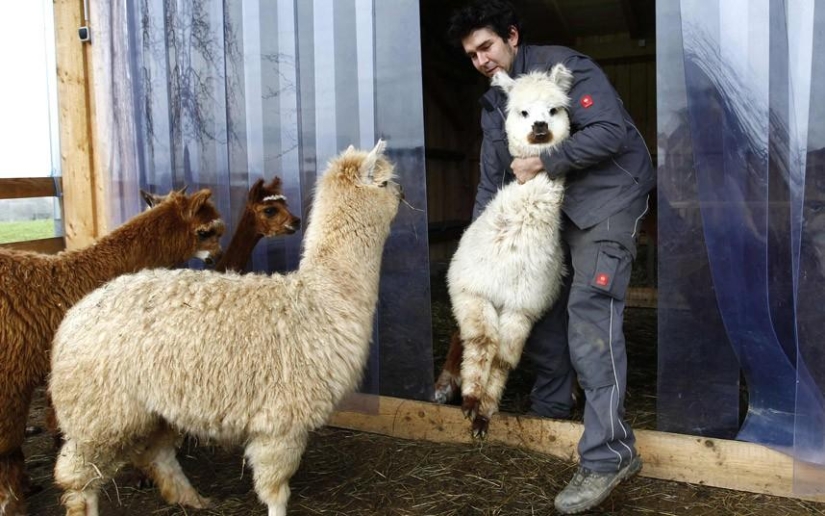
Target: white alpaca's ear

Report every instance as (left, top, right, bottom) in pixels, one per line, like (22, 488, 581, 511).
(360, 139, 386, 184)
(548, 64, 574, 93)
(345, 144, 355, 153)
(491, 71, 515, 94)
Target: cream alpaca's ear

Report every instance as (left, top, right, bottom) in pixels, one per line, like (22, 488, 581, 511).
(491, 71, 515, 94)
(360, 139, 387, 184)
(548, 64, 574, 93)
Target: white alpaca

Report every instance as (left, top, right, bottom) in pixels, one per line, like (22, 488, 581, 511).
(48, 140, 402, 516)
(447, 65, 573, 438)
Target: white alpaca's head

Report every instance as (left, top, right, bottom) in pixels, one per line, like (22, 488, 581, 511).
(492, 64, 574, 157)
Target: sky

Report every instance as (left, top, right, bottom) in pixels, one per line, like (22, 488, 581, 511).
(0, 0, 56, 178)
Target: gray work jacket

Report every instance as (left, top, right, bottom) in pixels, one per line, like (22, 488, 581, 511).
(473, 45, 655, 229)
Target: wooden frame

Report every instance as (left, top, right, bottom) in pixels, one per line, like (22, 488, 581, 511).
(330, 395, 825, 503)
(0, 178, 66, 254)
(45, 0, 818, 504)
(53, 0, 103, 250)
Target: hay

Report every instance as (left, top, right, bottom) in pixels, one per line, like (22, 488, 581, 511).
(24, 421, 825, 515)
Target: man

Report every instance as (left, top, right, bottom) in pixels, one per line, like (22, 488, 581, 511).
(447, 1, 655, 514)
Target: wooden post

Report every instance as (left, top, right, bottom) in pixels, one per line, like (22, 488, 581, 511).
(53, 0, 102, 250)
(330, 395, 825, 503)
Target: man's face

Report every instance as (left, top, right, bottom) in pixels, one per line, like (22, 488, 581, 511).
(461, 27, 518, 78)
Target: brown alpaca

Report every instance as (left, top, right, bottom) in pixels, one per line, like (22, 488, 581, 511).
(215, 177, 301, 273)
(433, 331, 465, 405)
(0, 188, 224, 516)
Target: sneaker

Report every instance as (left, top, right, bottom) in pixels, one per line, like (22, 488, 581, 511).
(554, 456, 643, 514)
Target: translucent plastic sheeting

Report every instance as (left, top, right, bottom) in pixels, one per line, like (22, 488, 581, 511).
(657, 0, 825, 490)
(93, 0, 434, 406)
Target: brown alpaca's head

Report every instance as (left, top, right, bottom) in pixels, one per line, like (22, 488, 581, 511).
(140, 187, 226, 265)
(248, 177, 301, 237)
(320, 139, 403, 225)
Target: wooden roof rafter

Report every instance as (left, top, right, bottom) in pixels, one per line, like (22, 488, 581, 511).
(619, 0, 644, 40)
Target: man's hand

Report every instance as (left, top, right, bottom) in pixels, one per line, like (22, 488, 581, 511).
(511, 156, 544, 184)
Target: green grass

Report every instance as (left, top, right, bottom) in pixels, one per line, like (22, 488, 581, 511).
(0, 219, 57, 244)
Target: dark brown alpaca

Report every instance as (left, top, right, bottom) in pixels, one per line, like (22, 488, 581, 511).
(0, 188, 224, 516)
(215, 177, 301, 273)
(433, 331, 465, 405)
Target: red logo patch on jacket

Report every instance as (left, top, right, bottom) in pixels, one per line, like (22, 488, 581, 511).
(595, 273, 610, 286)
(580, 94, 594, 109)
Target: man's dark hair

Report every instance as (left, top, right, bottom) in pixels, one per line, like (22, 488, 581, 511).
(447, 0, 523, 48)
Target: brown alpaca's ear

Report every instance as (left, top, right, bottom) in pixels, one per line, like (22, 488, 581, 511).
(185, 189, 213, 218)
(248, 179, 265, 202)
(176, 185, 189, 195)
(267, 176, 283, 193)
(141, 189, 164, 209)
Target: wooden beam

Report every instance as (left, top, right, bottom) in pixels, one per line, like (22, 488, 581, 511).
(329, 395, 825, 503)
(626, 287, 657, 308)
(575, 34, 656, 63)
(53, 0, 99, 250)
(544, 0, 573, 45)
(0, 237, 65, 254)
(619, 0, 642, 40)
(0, 178, 63, 200)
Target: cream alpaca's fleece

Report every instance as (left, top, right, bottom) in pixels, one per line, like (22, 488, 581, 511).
(447, 65, 573, 437)
(49, 141, 401, 516)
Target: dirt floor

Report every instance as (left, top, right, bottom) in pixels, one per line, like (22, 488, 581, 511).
(21, 271, 825, 515)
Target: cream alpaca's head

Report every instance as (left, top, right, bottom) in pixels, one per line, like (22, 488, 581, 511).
(492, 64, 573, 157)
(317, 139, 402, 226)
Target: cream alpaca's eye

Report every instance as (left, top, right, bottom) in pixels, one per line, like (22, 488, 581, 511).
(550, 108, 558, 116)
(380, 181, 388, 188)
(520, 110, 529, 118)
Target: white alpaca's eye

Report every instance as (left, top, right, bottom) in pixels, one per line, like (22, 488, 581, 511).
(550, 108, 558, 116)
(520, 110, 529, 118)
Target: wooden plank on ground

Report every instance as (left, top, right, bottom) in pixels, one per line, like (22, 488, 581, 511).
(54, 0, 98, 250)
(0, 237, 65, 254)
(329, 395, 825, 503)
(626, 287, 657, 308)
(0, 178, 63, 200)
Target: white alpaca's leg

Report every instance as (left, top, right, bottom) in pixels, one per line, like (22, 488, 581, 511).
(245, 431, 308, 516)
(54, 438, 121, 516)
(452, 294, 500, 418)
(131, 425, 210, 509)
(474, 311, 534, 438)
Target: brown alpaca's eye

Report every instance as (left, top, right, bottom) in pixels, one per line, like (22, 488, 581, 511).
(263, 207, 277, 216)
(197, 229, 215, 240)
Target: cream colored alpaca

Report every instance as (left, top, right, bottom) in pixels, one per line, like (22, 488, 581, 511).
(48, 141, 401, 516)
(447, 65, 573, 438)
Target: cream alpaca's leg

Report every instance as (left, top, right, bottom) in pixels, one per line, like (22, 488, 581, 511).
(474, 312, 533, 438)
(245, 432, 308, 516)
(54, 439, 120, 516)
(131, 426, 209, 509)
(453, 295, 500, 419)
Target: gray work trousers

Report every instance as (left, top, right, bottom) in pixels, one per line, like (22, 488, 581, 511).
(522, 194, 649, 472)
